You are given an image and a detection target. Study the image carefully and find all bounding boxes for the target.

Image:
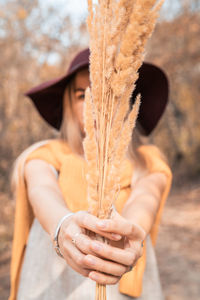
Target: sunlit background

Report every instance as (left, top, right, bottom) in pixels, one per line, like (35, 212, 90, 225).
(0, 0, 200, 299)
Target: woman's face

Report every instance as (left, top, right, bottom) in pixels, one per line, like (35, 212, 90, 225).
(72, 68, 90, 133)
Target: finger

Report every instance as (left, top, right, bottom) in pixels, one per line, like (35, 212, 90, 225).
(61, 239, 92, 272)
(89, 271, 120, 285)
(59, 220, 83, 243)
(74, 233, 94, 255)
(96, 213, 145, 240)
(66, 256, 91, 278)
(75, 211, 122, 241)
(126, 240, 144, 260)
(90, 240, 137, 266)
(83, 254, 127, 277)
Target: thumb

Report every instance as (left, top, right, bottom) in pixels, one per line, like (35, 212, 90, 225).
(111, 208, 146, 241)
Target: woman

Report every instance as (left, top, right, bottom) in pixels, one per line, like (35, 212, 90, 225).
(10, 48, 172, 300)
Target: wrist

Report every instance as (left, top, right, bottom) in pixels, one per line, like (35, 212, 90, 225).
(122, 214, 147, 240)
(49, 210, 72, 240)
(52, 212, 74, 258)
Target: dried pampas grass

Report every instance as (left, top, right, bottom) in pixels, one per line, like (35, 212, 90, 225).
(83, 0, 164, 299)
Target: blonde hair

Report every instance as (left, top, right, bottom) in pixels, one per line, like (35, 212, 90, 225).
(60, 77, 84, 155)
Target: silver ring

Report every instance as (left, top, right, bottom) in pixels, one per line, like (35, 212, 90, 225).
(72, 232, 81, 246)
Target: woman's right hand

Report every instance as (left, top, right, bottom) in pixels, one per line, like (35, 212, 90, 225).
(58, 211, 124, 281)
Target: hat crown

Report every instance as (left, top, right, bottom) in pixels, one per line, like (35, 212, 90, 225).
(67, 48, 90, 75)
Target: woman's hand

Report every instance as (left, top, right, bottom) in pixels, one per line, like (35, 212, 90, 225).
(58, 210, 146, 285)
(58, 210, 125, 283)
(88, 210, 146, 284)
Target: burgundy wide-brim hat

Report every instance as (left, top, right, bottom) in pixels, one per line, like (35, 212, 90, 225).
(25, 48, 169, 135)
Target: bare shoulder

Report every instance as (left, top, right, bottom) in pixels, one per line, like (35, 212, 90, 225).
(25, 159, 58, 187)
(25, 159, 52, 174)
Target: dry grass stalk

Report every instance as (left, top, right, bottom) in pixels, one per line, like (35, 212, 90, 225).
(83, 0, 164, 299)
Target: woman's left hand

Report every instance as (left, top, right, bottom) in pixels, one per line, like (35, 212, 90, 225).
(85, 211, 146, 284)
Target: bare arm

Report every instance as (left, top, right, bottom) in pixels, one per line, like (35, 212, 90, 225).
(95, 172, 168, 239)
(25, 159, 71, 240)
(122, 172, 167, 238)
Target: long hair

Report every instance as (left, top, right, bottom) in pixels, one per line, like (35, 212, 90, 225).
(60, 77, 84, 156)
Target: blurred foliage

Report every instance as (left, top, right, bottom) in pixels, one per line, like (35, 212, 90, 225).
(0, 0, 88, 194)
(147, 7, 200, 180)
(0, 0, 200, 196)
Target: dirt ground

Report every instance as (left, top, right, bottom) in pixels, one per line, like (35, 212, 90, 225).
(0, 179, 199, 300)
(156, 179, 200, 300)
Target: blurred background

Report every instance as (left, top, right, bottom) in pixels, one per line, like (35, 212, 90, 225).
(0, 0, 199, 299)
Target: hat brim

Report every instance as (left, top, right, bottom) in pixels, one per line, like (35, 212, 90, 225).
(132, 62, 169, 135)
(25, 62, 169, 135)
(25, 61, 89, 130)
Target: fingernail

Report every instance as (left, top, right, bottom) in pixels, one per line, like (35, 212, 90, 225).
(111, 233, 121, 240)
(92, 242, 101, 251)
(90, 272, 98, 281)
(97, 221, 107, 228)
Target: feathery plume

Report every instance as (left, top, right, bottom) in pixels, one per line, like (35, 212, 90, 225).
(84, 0, 164, 298)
